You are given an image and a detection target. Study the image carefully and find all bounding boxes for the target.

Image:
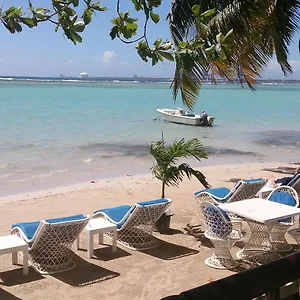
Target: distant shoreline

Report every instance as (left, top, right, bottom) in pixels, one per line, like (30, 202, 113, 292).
(1, 76, 300, 85)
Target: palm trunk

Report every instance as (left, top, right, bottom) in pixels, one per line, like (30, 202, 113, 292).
(161, 180, 166, 198)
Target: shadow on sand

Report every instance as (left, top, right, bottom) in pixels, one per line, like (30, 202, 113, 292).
(0, 288, 22, 300)
(0, 268, 44, 287)
(51, 254, 120, 286)
(141, 239, 199, 260)
(93, 246, 131, 262)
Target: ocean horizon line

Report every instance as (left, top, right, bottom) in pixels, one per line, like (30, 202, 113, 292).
(1, 75, 300, 85)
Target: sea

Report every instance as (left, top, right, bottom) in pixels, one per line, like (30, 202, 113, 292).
(1, 76, 300, 197)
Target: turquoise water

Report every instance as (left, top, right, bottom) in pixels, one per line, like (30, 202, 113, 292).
(0, 80, 300, 196)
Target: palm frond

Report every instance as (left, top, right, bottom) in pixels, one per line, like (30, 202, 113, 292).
(168, 0, 300, 104)
(164, 163, 210, 189)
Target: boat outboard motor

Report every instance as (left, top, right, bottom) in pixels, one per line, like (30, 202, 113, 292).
(199, 111, 208, 126)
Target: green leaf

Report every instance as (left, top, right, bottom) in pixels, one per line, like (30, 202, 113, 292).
(132, 0, 142, 10)
(126, 22, 138, 31)
(20, 17, 37, 28)
(72, 31, 82, 43)
(154, 37, 162, 48)
(158, 51, 174, 61)
(150, 12, 160, 24)
(73, 21, 85, 32)
(92, 4, 107, 12)
(192, 5, 200, 16)
(200, 8, 215, 18)
(216, 33, 223, 43)
(83, 9, 93, 24)
(70, 0, 79, 7)
(152, 54, 159, 66)
(222, 29, 234, 43)
(109, 26, 118, 39)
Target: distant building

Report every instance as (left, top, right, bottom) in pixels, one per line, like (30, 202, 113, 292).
(80, 72, 89, 78)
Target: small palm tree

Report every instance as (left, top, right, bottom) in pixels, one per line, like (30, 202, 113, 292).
(149, 137, 210, 198)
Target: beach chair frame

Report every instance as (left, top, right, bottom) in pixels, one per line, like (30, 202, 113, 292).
(93, 199, 171, 250)
(11, 216, 89, 274)
(200, 202, 242, 269)
(267, 186, 299, 252)
(195, 178, 267, 205)
(288, 174, 300, 199)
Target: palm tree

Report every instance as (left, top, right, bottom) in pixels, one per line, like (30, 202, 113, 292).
(168, 0, 300, 109)
(149, 137, 210, 198)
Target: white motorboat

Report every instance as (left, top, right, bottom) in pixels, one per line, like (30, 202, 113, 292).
(157, 108, 215, 126)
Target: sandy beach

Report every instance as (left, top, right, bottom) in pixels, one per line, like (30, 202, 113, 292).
(0, 162, 296, 300)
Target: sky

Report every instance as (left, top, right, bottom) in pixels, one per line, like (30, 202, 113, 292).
(0, 0, 300, 79)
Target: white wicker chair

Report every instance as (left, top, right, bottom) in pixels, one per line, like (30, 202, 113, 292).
(200, 202, 242, 269)
(267, 186, 299, 252)
(93, 198, 171, 250)
(11, 214, 89, 274)
(195, 178, 267, 205)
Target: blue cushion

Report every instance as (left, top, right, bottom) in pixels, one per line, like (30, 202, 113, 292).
(206, 187, 231, 199)
(46, 214, 87, 224)
(12, 221, 40, 240)
(268, 191, 296, 206)
(204, 205, 232, 236)
(137, 198, 169, 206)
(94, 205, 132, 224)
(268, 191, 297, 223)
(242, 178, 265, 183)
(218, 207, 231, 222)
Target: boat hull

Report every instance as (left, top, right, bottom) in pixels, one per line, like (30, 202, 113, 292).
(157, 109, 214, 126)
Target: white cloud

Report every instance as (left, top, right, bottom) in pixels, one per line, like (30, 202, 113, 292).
(100, 51, 116, 64)
(67, 59, 73, 65)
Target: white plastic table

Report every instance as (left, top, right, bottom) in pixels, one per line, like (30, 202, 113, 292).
(219, 198, 300, 259)
(76, 218, 117, 258)
(0, 235, 29, 275)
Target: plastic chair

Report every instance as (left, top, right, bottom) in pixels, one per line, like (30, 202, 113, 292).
(195, 178, 267, 205)
(11, 214, 89, 274)
(200, 202, 242, 269)
(267, 186, 299, 252)
(93, 198, 171, 250)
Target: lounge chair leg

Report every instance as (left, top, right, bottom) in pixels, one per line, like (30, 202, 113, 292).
(12, 252, 18, 265)
(88, 232, 94, 258)
(112, 228, 117, 253)
(23, 248, 29, 275)
(98, 233, 103, 245)
(76, 235, 80, 250)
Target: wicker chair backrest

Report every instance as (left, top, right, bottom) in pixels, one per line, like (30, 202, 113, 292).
(267, 186, 299, 207)
(30, 217, 89, 250)
(121, 201, 171, 230)
(201, 202, 232, 238)
(228, 179, 267, 203)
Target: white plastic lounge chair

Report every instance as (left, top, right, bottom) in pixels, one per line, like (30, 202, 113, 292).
(266, 186, 299, 252)
(92, 198, 171, 250)
(195, 178, 267, 205)
(200, 202, 242, 269)
(11, 214, 89, 274)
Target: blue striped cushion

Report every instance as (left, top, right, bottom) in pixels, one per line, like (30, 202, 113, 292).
(46, 214, 86, 223)
(12, 214, 87, 240)
(94, 205, 132, 229)
(269, 192, 297, 222)
(12, 221, 40, 240)
(137, 198, 169, 206)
